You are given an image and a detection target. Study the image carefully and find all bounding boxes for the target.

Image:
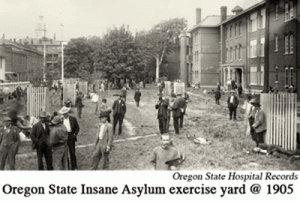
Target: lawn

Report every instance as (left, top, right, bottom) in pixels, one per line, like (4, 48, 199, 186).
(3, 85, 300, 170)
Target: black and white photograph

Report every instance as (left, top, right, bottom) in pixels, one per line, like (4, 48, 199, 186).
(0, 0, 299, 199)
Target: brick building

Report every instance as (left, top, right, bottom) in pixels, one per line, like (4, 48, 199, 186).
(0, 38, 43, 82)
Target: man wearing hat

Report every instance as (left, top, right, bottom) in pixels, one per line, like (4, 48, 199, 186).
(91, 112, 113, 170)
(150, 134, 183, 170)
(134, 88, 141, 107)
(155, 96, 169, 135)
(112, 94, 126, 135)
(30, 111, 53, 170)
(60, 106, 80, 170)
(250, 99, 266, 147)
(0, 117, 20, 170)
(227, 90, 239, 120)
(50, 116, 68, 170)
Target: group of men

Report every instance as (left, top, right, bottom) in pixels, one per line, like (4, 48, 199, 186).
(0, 107, 80, 170)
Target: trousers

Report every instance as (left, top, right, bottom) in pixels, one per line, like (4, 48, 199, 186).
(113, 114, 124, 135)
(158, 116, 167, 134)
(67, 133, 77, 170)
(36, 141, 53, 170)
(52, 144, 68, 170)
(0, 143, 18, 170)
(91, 142, 109, 170)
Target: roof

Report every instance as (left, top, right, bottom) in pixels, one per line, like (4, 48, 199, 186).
(231, 5, 243, 12)
(188, 16, 221, 32)
(20, 38, 62, 46)
(221, 0, 265, 24)
(0, 38, 43, 55)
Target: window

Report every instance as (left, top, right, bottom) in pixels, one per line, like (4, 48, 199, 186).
(285, 2, 289, 21)
(239, 22, 242, 36)
(290, 34, 293, 53)
(290, 67, 294, 86)
(239, 45, 242, 60)
(230, 47, 233, 61)
(227, 27, 230, 40)
(226, 48, 229, 61)
(235, 46, 238, 60)
(250, 13, 257, 32)
(186, 46, 189, 55)
(235, 24, 238, 37)
(285, 34, 289, 54)
(275, 34, 278, 52)
(250, 66, 258, 84)
(260, 37, 265, 56)
(230, 26, 232, 38)
(260, 66, 264, 85)
(261, 8, 266, 28)
(250, 40, 257, 58)
(290, 1, 294, 19)
(285, 67, 289, 86)
(275, 3, 279, 20)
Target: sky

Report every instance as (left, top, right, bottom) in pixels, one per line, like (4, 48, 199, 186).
(0, 0, 261, 41)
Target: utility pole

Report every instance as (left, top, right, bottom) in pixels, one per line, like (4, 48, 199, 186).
(264, 0, 270, 93)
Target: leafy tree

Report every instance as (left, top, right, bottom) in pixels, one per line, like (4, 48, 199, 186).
(137, 18, 187, 83)
(63, 37, 94, 79)
(92, 25, 143, 83)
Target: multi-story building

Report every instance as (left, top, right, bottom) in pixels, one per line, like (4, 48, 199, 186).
(0, 37, 43, 82)
(267, 0, 298, 95)
(221, 1, 266, 91)
(20, 16, 65, 70)
(0, 46, 5, 82)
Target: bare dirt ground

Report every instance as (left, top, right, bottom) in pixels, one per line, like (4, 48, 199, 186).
(1, 85, 300, 170)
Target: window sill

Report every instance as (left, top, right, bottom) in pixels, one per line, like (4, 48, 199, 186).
(274, 18, 278, 21)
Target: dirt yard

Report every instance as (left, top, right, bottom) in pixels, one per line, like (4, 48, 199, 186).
(2, 85, 300, 170)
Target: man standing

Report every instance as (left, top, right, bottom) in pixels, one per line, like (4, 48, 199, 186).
(177, 94, 187, 128)
(91, 92, 99, 115)
(150, 134, 184, 170)
(155, 96, 168, 135)
(171, 94, 180, 134)
(0, 117, 20, 170)
(30, 111, 53, 170)
(75, 92, 84, 119)
(49, 116, 68, 170)
(99, 99, 112, 123)
(91, 112, 113, 170)
(134, 88, 142, 107)
(112, 95, 126, 135)
(251, 99, 266, 148)
(227, 90, 239, 120)
(60, 106, 80, 170)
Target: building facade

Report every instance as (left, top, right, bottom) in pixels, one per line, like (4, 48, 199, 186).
(0, 38, 43, 82)
(268, 0, 298, 94)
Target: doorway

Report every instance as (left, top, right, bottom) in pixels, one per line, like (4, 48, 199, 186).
(235, 68, 242, 86)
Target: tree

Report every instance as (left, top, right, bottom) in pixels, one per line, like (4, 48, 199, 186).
(63, 37, 94, 79)
(137, 18, 187, 83)
(92, 25, 144, 84)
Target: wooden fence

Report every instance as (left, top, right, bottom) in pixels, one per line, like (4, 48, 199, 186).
(63, 83, 76, 106)
(27, 87, 49, 118)
(0, 81, 31, 93)
(261, 93, 297, 150)
(174, 82, 185, 95)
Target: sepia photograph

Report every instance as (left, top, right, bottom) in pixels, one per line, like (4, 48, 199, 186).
(0, 0, 299, 171)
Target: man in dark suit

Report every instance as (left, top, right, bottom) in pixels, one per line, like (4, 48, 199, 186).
(134, 88, 141, 107)
(60, 106, 80, 170)
(0, 117, 20, 170)
(155, 96, 169, 134)
(227, 90, 239, 120)
(30, 111, 53, 170)
(171, 94, 186, 134)
(75, 92, 84, 119)
(177, 94, 187, 128)
(112, 95, 126, 135)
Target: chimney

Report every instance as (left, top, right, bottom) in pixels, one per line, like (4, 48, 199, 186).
(31, 39, 33, 45)
(54, 33, 56, 40)
(196, 8, 201, 25)
(220, 6, 227, 22)
(2, 34, 5, 39)
(19, 39, 21, 44)
(14, 38, 16, 43)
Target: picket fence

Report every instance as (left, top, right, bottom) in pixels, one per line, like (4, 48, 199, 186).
(27, 87, 49, 118)
(261, 93, 297, 150)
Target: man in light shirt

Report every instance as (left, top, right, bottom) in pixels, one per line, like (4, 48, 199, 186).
(227, 90, 239, 120)
(91, 92, 99, 114)
(91, 112, 113, 170)
(60, 106, 80, 170)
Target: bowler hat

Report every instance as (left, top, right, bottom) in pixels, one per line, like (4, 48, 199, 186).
(250, 98, 260, 105)
(51, 116, 62, 125)
(39, 111, 47, 118)
(230, 90, 235, 93)
(3, 117, 12, 122)
(99, 112, 108, 118)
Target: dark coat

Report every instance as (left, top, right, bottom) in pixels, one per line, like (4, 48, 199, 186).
(172, 97, 186, 117)
(134, 91, 141, 101)
(68, 115, 80, 136)
(30, 121, 50, 149)
(227, 95, 239, 108)
(112, 99, 126, 116)
(155, 100, 169, 119)
(215, 91, 221, 100)
(0, 125, 20, 146)
(75, 96, 84, 108)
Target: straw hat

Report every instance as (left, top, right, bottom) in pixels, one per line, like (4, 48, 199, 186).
(250, 98, 260, 105)
(59, 106, 71, 114)
(3, 117, 12, 122)
(39, 111, 47, 118)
